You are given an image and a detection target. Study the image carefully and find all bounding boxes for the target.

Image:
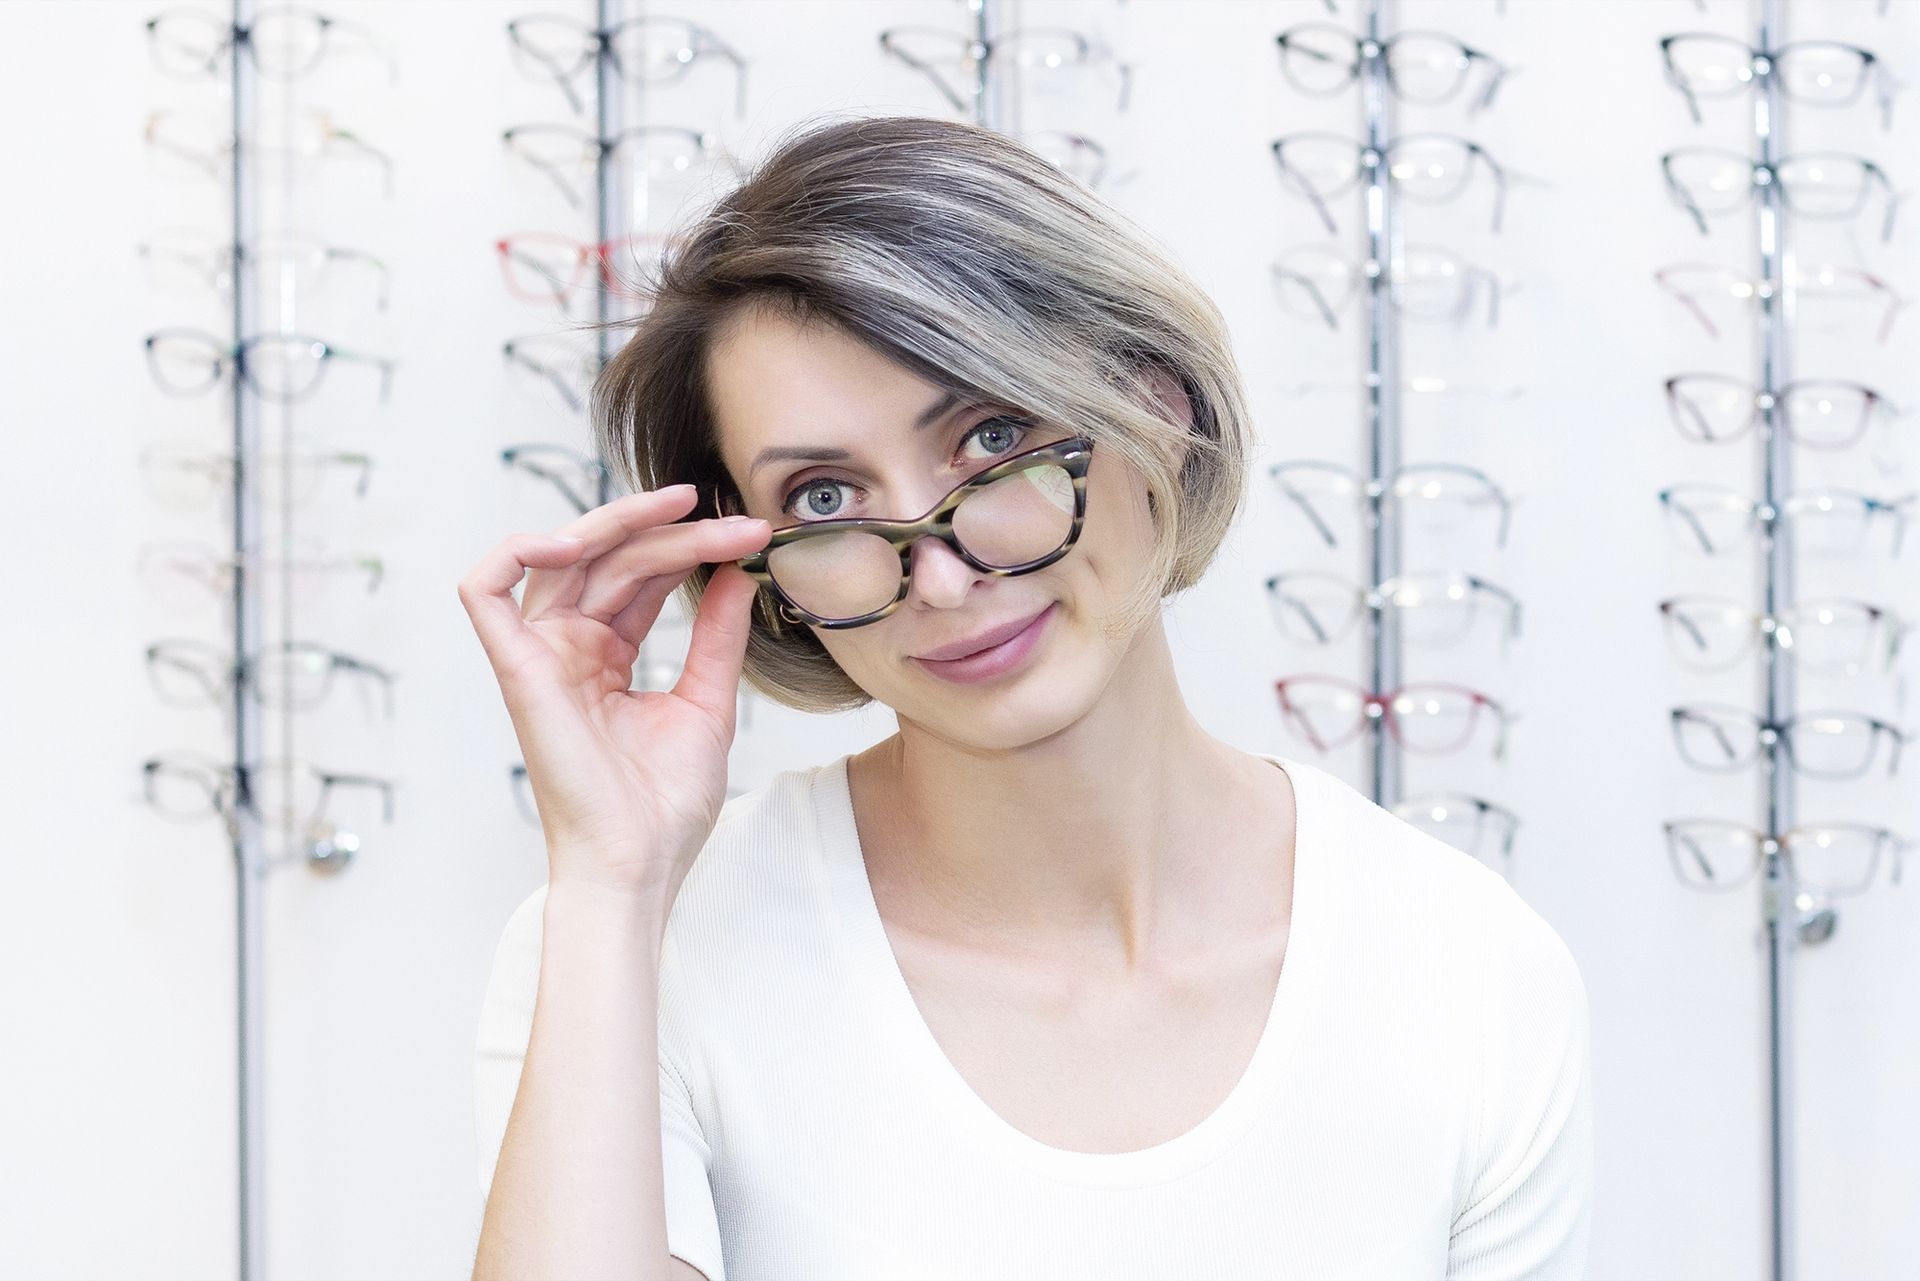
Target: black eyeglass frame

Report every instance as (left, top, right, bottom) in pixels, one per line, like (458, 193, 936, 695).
(725, 435, 1094, 631)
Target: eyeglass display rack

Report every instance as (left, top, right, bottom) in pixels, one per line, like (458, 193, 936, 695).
(136, 2, 396, 1275)
(1655, 1, 1910, 1276)
(1287, 0, 1519, 842)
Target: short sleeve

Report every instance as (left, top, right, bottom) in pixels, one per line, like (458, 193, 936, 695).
(1446, 898, 1595, 1280)
(473, 883, 728, 1281)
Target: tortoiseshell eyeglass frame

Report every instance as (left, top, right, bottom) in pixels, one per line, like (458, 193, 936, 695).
(715, 434, 1095, 632)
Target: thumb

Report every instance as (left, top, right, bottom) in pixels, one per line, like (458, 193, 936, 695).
(673, 563, 761, 729)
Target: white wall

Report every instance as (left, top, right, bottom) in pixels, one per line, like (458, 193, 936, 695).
(3, 1, 1916, 1277)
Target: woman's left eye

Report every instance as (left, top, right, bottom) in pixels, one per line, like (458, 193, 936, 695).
(961, 415, 1032, 459)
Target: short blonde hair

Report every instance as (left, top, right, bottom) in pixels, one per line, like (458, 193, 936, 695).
(589, 112, 1255, 714)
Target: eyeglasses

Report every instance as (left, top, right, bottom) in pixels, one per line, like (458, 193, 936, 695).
(494, 231, 667, 309)
(1274, 675, 1515, 759)
(502, 443, 611, 515)
(501, 123, 741, 211)
(729, 434, 1093, 630)
(1662, 819, 1910, 897)
(1654, 262, 1908, 344)
(1660, 147, 1902, 242)
(1273, 24, 1510, 113)
(137, 229, 391, 311)
(143, 107, 393, 195)
(1663, 374, 1903, 451)
(1393, 792, 1519, 866)
(505, 14, 748, 117)
(144, 328, 396, 404)
(1659, 34, 1894, 129)
(136, 538, 385, 605)
(1657, 483, 1913, 557)
(1657, 595, 1909, 675)
(142, 751, 396, 861)
(1270, 132, 1524, 235)
(1669, 704, 1907, 780)
(145, 5, 397, 82)
(502, 333, 600, 415)
(1271, 243, 1506, 330)
(1263, 570, 1521, 649)
(139, 435, 373, 511)
(1268, 460, 1516, 549)
(144, 639, 396, 719)
(878, 26, 1134, 116)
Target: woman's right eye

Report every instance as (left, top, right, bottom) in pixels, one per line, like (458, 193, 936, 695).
(781, 477, 854, 521)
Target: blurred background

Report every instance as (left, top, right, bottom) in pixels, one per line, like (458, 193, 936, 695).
(2, 0, 1916, 1277)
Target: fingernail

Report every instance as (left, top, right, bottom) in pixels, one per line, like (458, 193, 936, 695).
(721, 515, 762, 527)
(662, 483, 696, 496)
(549, 534, 584, 544)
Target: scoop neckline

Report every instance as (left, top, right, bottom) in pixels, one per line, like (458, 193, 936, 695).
(807, 748, 1314, 1189)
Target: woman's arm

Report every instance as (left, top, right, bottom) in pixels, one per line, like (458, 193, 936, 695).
(473, 879, 683, 1280)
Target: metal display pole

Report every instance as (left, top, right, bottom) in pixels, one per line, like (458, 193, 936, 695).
(595, 0, 624, 506)
(1752, 0, 1795, 1272)
(971, 0, 994, 128)
(1359, 0, 1403, 808)
(227, 0, 268, 1275)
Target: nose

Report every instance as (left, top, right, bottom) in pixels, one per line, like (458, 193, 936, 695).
(905, 531, 977, 608)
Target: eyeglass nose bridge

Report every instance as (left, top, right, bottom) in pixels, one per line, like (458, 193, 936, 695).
(735, 436, 1096, 632)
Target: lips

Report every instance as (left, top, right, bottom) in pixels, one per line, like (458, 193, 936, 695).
(916, 606, 1052, 662)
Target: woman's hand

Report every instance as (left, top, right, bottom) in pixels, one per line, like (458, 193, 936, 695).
(458, 483, 773, 904)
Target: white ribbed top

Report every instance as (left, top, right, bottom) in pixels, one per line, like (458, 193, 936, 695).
(475, 751, 1592, 1280)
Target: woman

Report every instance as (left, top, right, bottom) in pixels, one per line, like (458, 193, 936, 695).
(464, 114, 1591, 1280)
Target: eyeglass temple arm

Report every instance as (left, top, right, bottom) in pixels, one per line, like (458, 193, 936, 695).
(505, 132, 587, 210)
(876, 34, 972, 116)
(1270, 143, 1340, 237)
(1469, 56, 1512, 116)
(1270, 264, 1340, 330)
(1654, 270, 1722, 339)
(1661, 161, 1712, 236)
(1275, 476, 1339, 548)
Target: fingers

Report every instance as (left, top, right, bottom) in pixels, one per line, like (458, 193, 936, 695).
(575, 516, 770, 626)
(456, 532, 591, 683)
(519, 484, 704, 618)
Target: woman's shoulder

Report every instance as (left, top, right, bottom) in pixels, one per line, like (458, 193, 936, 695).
(1279, 753, 1581, 992)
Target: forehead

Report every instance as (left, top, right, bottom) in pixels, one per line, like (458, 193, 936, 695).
(708, 304, 943, 476)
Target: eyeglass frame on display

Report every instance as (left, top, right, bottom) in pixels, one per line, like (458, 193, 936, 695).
(1263, 569, 1523, 648)
(1659, 146, 1903, 243)
(144, 4, 398, 82)
(143, 327, 396, 405)
(1273, 23, 1511, 114)
(1273, 675, 1517, 760)
(877, 25, 1134, 117)
(144, 639, 397, 719)
(1662, 819, 1910, 897)
(1667, 704, 1908, 780)
(1658, 33, 1895, 130)
(1654, 261, 1909, 344)
(1656, 483, 1913, 557)
(1268, 459, 1517, 550)
(1269, 131, 1535, 236)
(505, 13, 749, 117)
(1662, 373, 1904, 451)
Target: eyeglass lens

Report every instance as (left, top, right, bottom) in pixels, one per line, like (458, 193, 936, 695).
(766, 457, 1077, 623)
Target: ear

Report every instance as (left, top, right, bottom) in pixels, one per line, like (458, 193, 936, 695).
(1138, 362, 1195, 430)
(1134, 363, 1193, 522)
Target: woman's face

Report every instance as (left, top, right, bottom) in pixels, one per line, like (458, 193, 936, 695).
(708, 303, 1178, 747)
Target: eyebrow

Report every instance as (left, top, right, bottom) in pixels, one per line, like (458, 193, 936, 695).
(745, 389, 968, 486)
